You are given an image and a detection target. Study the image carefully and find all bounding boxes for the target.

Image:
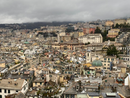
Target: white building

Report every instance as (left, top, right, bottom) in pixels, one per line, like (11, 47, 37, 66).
(125, 73, 130, 88)
(0, 79, 28, 98)
(78, 34, 103, 44)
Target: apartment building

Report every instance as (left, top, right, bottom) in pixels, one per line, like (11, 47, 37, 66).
(107, 29, 120, 38)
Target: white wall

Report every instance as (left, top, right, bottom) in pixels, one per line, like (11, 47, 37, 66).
(78, 35, 102, 44)
(0, 80, 28, 98)
(0, 89, 20, 98)
(125, 76, 128, 86)
(21, 80, 28, 94)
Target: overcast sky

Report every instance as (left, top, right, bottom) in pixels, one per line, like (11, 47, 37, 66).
(0, 0, 130, 23)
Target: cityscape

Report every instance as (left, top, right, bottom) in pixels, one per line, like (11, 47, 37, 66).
(0, 0, 130, 98)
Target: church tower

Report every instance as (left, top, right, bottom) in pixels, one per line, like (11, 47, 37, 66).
(86, 50, 92, 63)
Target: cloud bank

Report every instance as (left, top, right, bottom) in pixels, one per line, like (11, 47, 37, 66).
(0, 0, 129, 23)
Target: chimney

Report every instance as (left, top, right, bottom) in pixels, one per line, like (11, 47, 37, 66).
(8, 81, 12, 84)
(14, 83, 18, 86)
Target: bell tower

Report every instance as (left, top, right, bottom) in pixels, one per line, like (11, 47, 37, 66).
(86, 50, 92, 63)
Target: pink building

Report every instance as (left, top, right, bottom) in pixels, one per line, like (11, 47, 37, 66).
(89, 28, 95, 34)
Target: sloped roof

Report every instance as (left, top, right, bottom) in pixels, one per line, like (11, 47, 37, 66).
(0, 79, 24, 90)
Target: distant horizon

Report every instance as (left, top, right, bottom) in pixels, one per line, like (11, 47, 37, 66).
(0, 17, 130, 24)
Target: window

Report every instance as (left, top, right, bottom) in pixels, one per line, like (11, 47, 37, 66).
(66, 94, 69, 98)
(104, 64, 106, 66)
(35, 83, 37, 85)
(8, 90, 10, 93)
(71, 95, 75, 98)
(111, 58, 114, 61)
(0, 89, 1, 92)
(108, 58, 110, 60)
(104, 58, 106, 60)
(16, 90, 18, 92)
(0, 95, 2, 98)
(40, 82, 42, 85)
(4, 89, 6, 93)
(24, 86, 26, 90)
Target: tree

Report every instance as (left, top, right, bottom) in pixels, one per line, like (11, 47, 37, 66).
(85, 42, 90, 45)
(107, 45, 118, 57)
(95, 27, 102, 33)
(115, 23, 119, 28)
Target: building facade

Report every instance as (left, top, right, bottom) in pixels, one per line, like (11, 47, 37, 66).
(0, 79, 28, 98)
(78, 34, 103, 44)
(107, 29, 120, 38)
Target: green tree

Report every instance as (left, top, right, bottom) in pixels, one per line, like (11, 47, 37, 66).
(115, 23, 119, 28)
(95, 27, 102, 33)
(107, 45, 118, 57)
(85, 42, 90, 45)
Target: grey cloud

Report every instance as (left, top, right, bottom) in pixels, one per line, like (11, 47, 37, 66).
(0, 0, 129, 23)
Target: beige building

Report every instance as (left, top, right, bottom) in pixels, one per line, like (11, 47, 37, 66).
(105, 21, 114, 26)
(114, 19, 126, 26)
(78, 34, 103, 44)
(126, 18, 130, 25)
(107, 29, 120, 38)
(100, 56, 117, 70)
(78, 31, 84, 37)
(86, 51, 117, 71)
(0, 61, 5, 68)
(33, 78, 44, 87)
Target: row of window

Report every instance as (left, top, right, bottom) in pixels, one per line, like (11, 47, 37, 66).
(123, 58, 129, 61)
(35, 82, 43, 85)
(104, 58, 114, 61)
(66, 94, 75, 98)
(65, 72, 73, 74)
(104, 64, 109, 66)
(103, 67, 110, 69)
(103, 60, 111, 63)
(0, 89, 18, 93)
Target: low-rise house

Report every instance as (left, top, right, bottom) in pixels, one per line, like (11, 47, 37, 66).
(115, 32, 130, 44)
(33, 77, 45, 87)
(117, 61, 127, 73)
(0, 79, 28, 98)
(5, 70, 34, 87)
(63, 81, 100, 98)
(5, 92, 25, 98)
